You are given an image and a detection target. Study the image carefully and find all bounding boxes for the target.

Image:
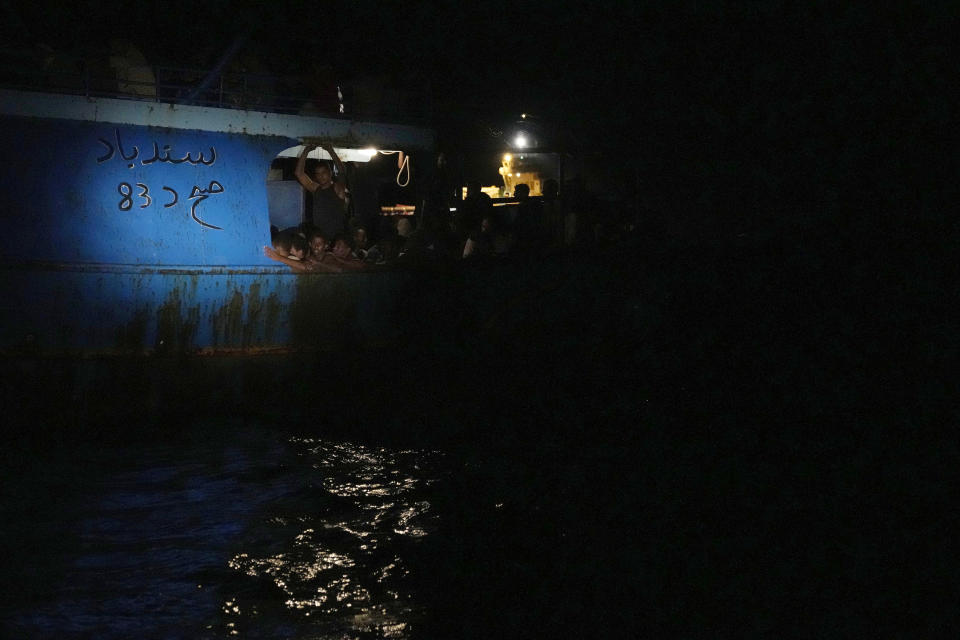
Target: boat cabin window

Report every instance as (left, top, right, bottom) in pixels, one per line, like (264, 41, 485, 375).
(265, 146, 417, 269)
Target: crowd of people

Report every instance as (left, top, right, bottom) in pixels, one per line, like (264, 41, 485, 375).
(264, 143, 632, 273)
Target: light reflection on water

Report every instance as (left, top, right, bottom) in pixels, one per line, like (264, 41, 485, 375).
(225, 438, 440, 638)
(1, 425, 445, 639)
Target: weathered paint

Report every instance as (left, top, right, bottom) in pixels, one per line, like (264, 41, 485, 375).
(0, 90, 435, 359)
(0, 264, 426, 357)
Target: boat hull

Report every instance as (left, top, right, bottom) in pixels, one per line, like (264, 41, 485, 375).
(0, 90, 436, 360)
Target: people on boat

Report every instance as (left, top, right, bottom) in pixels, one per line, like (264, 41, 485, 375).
(352, 226, 369, 259)
(456, 180, 492, 238)
(345, 151, 406, 242)
(462, 213, 497, 259)
(295, 142, 347, 241)
(271, 228, 309, 260)
(265, 226, 352, 272)
(395, 216, 438, 261)
(264, 243, 355, 273)
(269, 167, 602, 272)
(266, 230, 313, 272)
(395, 216, 416, 255)
(511, 183, 543, 252)
(264, 244, 340, 272)
(305, 227, 329, 257)
(426, 207, 463, 262)
(363, 219, 402, 264)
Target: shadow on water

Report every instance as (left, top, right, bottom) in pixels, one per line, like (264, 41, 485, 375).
(3, 231, 958, 637)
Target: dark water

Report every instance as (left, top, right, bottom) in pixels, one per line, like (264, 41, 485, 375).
(3, 235, 956, 637)
(1, 423, 451, 639)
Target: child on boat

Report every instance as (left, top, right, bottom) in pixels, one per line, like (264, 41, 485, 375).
(264, 227, 366, 273)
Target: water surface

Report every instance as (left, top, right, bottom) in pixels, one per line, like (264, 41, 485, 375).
(2, 422, 447, 639)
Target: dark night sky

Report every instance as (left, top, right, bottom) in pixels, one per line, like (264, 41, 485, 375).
(4, 1, 953, 232)
(6, 1, 647, 128)
(5, 1, 949, 138)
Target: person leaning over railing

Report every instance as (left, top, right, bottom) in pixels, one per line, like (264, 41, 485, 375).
(265, 228, 340, 273)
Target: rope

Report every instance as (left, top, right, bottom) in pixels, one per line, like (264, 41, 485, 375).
(377, 151, 410, 187)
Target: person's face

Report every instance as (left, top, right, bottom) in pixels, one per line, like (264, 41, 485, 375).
(290, 244, 306, 260)
(309, 235, 327, 254)
(313, 165, 332, 186)
(333, 239, 351, 258)
(353, 229, 368, 249)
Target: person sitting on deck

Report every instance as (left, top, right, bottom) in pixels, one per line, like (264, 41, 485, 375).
(352, 226, 369, 259)
(362, 217, 401, 265)
(511, 183, 544, 253)
(304, 226, 359, 270)
(264, 245, 348, 273)
(395, 216, 424, 257)
(396, 216, 414, 241)
(305, 227, 330, 257)
(328, 235, 367, 271)
(295, 142, 347, 241)
(462, 213, 497, 259)
(271, 229, 308, 260)
(456, 180, 492, 241)
(265, 228, 347, 273)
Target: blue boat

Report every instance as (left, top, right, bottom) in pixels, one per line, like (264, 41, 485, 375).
(0, 87, 437, 363)
(0, 79, 612, 428)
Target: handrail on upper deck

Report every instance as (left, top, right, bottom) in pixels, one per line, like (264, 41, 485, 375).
(0, 52, 433, 124)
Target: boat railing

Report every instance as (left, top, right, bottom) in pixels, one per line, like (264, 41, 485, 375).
(0, 53, 433, 123)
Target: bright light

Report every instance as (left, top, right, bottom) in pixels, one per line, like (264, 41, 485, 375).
(513, 133, 528, 148)
(521, 113, 527, 119)
(503, 153, 512, 162)
(278, 146, 377, 162)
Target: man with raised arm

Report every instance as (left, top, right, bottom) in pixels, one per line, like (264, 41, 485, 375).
(295, 142, 347, 240)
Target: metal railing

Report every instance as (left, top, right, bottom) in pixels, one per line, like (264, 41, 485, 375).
(0, 53, 432, 122)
